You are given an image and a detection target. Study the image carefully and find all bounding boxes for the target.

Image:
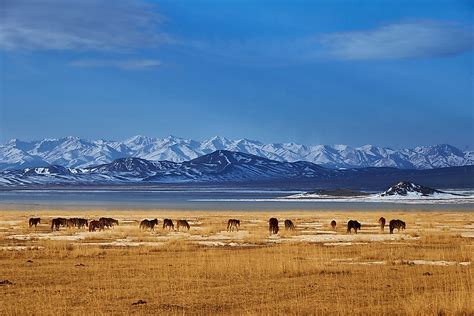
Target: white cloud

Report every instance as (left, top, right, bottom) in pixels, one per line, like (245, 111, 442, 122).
(70, 59, 161, 70)
(0, 0, 172, 51)
(320, 21, 473, 60)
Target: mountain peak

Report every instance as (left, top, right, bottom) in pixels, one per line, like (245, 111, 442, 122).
(381, 181, 443, 197)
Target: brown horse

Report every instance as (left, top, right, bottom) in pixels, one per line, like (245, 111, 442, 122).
(99, 217, 119, 228)
(51, 218, 67, 231)
(66, 218, 77, 229)
(89, 220, 105, 232)
(269, 218, 279, 234)
(330, 220, 337, 230)
(176, 220, 190, 231)
(389, 219, 406, 234)
(76, 218, 88, 229)
(163, 219, 174, 230)
(227, 219, 240, 232)
(284, 219, 295, 231)
(28, 218, 41, 228)
(378, 217, 386, 231)
(140, 219, 159, 231)
(347, 220, 361, 234)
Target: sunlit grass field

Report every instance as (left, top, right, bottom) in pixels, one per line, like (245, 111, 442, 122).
(0, 210, 473, 315)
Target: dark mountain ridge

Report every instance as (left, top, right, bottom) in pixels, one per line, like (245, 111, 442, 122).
(1, 150, 473, 190)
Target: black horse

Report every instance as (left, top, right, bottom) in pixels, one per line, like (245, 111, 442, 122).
(347, 220, 361, 234)
(389, 219, 406, 234)
(269, 218, 279, 234)
(140, 219, 159, 231)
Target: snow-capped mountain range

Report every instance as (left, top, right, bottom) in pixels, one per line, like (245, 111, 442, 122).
(1, 135, 473, 170)
(1, 150, 473, 188)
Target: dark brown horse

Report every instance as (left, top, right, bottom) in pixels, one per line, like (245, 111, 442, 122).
(269, 218, 279, 234)
(378, 217, 386, 231)
(389, 219, 406, 234)
(66, 218, 76, 229)
(176, 220, 190, 231)
(89, 220, 105, 232)
(28, 218, 41, 228)
(227, 219, 240, 232)
(163, 219, 174, 230)
(99, 217, 119, 228)
(330, 220, 337, 230)
(76, 218, 88, 229)
(51, 218, 67, 231)
(140, 219, 159, 231)
(284, 219, 295, 231)
(347, 220, 361, 234)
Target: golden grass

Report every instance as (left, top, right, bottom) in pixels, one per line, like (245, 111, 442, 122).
(0, 210, 473, 315)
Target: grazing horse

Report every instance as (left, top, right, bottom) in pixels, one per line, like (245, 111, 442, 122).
(176, 220, 190, 231)
(89, 220, 105, 232)
(140, 219, 159, 231)
(99, 217, 119, 228)
(51, 218, 67, 231)
(269, 218, 279, 234)
(347, 220, 361, 234)
(227, 219, 240, 232)
(29, 218, 41, 228)
(163, 219, 174, 230)
(76, 218, 88, 229)
(66, 218, 77, 229)
(330, 220, 337, 230)
(389, 219, 406, 234)
(378, 217, 386, 232)
(284, 219, 295, 231)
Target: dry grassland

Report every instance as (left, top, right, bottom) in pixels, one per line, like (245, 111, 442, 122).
(0, 210, 473, 315)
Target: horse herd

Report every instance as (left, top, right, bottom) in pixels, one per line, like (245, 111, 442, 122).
(268, 217, 405, 234)
(139, 218, 190, 231)
(29, 216, 406, 234)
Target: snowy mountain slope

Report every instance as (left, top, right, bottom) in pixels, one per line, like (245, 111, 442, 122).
(381, 181, 445, 197)
(0, 150, 334, 186)
(1, 150, 473, 188)
(1, 136, 473, 170)
(144, 150, 333, 182)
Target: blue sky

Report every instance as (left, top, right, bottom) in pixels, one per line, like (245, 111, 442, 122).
(0, 0, 473, 149)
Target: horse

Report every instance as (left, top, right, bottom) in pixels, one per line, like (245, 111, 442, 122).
(227, 219, 240, 232)
(347, 220, 361, 234)
(269, 218, 279, 234)
(389, 219, 406, 234)
(51, 218, 67, 231)
(140, 219, 159, 231)
(28, 218, 41, 228)
(99, 217, 119, 228)
(378, 217, 386, 231)
(76, 218, 88, 229)
(176, 220, 190, 231)
(330, 220, 337, 230)
(66, 218, 77, 229)
(163, 219, 174, 230)
(284, 219, 295, 231)
(89, 220, 105, 232)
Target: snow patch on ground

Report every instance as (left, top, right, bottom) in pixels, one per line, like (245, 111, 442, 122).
(396, 260, 471, 266)
(7, 232, 90, 241)
(291, 233, 418, 243)
(323, 242, 368, 246)
(0, 246, 44, 251)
